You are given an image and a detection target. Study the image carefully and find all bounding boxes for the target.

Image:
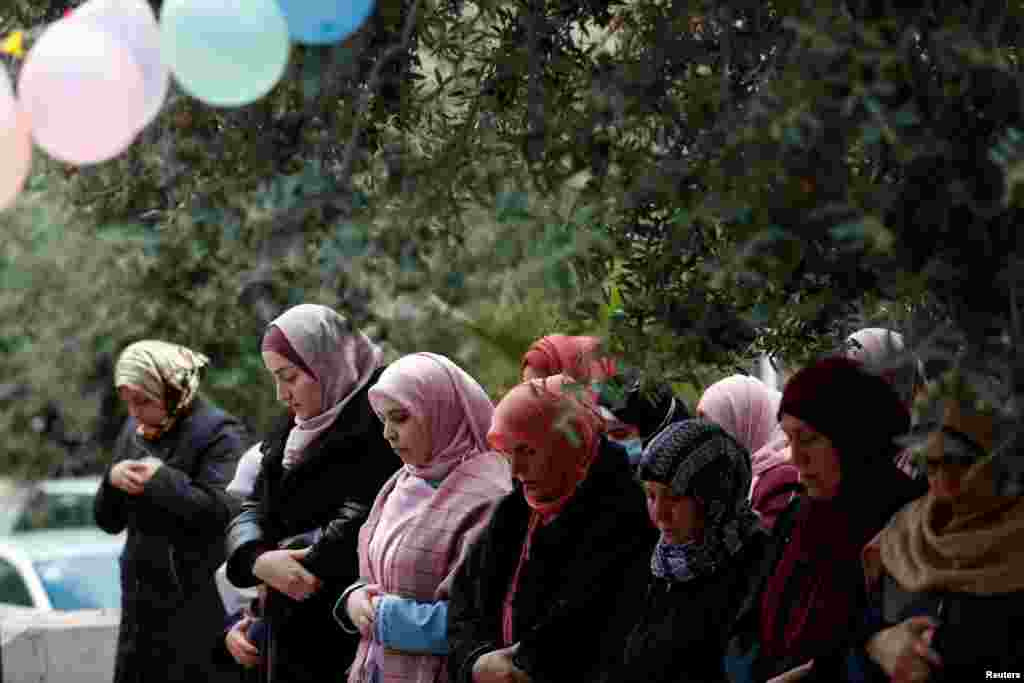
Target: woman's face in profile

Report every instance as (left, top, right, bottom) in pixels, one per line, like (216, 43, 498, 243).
(781, 414, 842, 500)
(262, 351, 323, 419)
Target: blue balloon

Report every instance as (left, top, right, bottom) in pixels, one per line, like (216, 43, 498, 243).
(276, 0, 376, 45)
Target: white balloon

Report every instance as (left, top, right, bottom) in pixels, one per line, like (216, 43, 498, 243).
(73, 0, 169, 129)
(19, 19, 147, 165)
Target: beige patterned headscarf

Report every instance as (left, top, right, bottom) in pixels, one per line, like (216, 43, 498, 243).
(868, 400, 1024, 595)
(115, 340, 210, 440)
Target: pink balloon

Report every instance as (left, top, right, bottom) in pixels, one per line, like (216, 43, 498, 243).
(74, 0, 169, 129)
(0, 69, 31, 211)
(18, 19, 147, 165)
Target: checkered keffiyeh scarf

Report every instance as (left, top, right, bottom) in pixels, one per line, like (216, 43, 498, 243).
(638, 419, 762, 583)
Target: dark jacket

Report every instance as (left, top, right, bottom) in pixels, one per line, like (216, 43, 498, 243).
(448, 439, 657, 683)
(848, 573, 1024, 682)
(94, 397, 248, 683)
(225, 370, 401, 683)
(726, 468, 922, 682)
(617, 532, 769, 683)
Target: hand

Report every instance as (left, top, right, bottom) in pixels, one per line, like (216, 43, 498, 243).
(225, 615, 260, 668)
(472, 644, 531, 683)
(126, 457, 162, 485)
(767, 660, 813, 683)
(867, 616, 942, 682)
(345, 583, 382, 639)
(252, 548, 321, 601)
(110, 460, 147, 495)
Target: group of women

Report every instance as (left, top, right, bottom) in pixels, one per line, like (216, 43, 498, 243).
(95, 310, 1024, 683)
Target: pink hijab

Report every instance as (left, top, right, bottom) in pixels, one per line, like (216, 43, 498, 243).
(521, 334, 615, 382)
(270, 304, 383, 468)
(368, 353, 496, 481)
(353, 353, 511, 683)
(698, 375, 789, 479)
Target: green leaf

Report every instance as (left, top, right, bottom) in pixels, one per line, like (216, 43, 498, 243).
(299, 160, 333, 195)
(222, 214, 242, 243)
(496, 191, 529, 222)
(830, 220, 867, 242)
(782, 126, 803, 146)
(302, 47, 326, 104)
(191, 206, 223, 225)
(445, 271, 466, 290)
(0, 335, 30, 354)
(95, 223, 159, 253)
(890, 107, 919, 128)
(670, 208, 693, 228)
(327, 221, 370, 260)
(26, 173, 47, 192)
(746, 303, 773, 326)
(862, 125, 882, 145)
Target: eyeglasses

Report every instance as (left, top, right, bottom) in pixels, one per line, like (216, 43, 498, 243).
(921, 457, 970, 477)
(912, 425, 986, 476)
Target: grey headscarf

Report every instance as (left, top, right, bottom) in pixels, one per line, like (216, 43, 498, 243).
(638, 419, 762, 582)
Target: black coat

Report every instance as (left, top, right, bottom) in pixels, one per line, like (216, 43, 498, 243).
(94, 397, 248, 683)
(851, 573, 1024, 682)
(448, 439, 657, 683)
(225, 370, 401, 683)
(617, 532, 769, 683)
(726, 466, 922, 682)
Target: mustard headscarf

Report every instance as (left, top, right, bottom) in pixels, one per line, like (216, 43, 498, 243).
(115, 340, 210, 440)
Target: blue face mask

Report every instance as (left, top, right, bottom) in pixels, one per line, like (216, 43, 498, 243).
(622, 438, 645, 465)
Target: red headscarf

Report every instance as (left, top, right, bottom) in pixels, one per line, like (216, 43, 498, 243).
(521, 335, 615, 383)
(488, 374, 605, 517)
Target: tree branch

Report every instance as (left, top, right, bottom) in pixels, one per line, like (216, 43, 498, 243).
(337, 0, 422, 185)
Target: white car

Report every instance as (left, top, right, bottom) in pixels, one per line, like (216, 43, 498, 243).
(0, 476, 102, 535)
(0, 528, 123, 611)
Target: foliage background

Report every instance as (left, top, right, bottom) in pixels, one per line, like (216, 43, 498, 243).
(1, 0, 1022, 490)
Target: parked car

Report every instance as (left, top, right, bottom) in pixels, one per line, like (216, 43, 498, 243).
(0, 528, 123, 611)
(0, 476, 101, 534)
